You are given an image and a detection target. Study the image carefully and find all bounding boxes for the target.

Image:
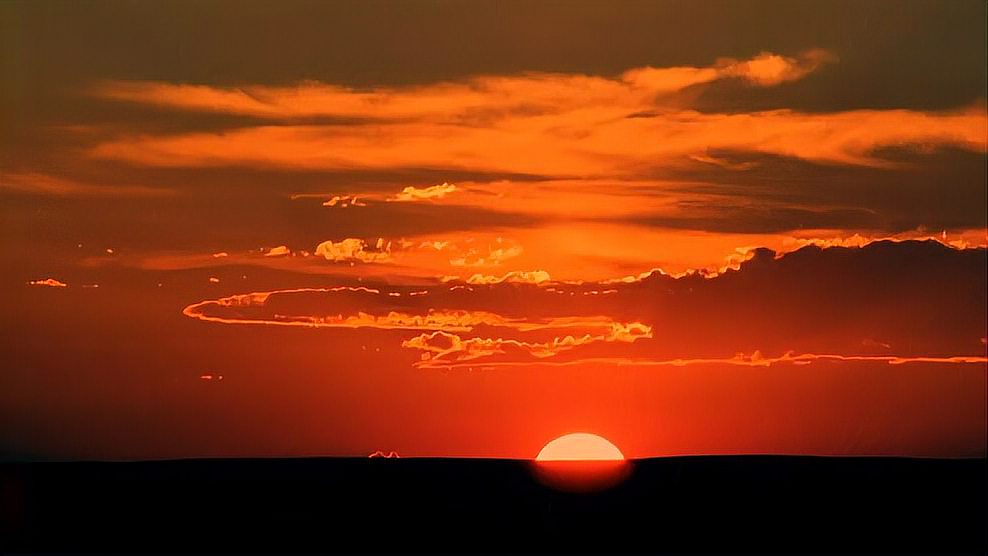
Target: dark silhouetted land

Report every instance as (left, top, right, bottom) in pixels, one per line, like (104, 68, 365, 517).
(2, 455, 984, 553)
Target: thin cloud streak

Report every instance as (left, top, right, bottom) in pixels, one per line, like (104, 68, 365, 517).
(86, 107, 986, 175)
(177, 241, 986, 371)
(84, 50, 985, 175)
(419, 353, 988, 371)
(87, 51, 836, 120)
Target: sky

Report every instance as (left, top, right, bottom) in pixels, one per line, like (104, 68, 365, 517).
(1, 0, 986, 460)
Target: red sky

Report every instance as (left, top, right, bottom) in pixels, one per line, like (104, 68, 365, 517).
(1, 0, 985, 460)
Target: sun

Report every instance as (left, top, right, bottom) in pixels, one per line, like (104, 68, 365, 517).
(536, 433, 625, 461)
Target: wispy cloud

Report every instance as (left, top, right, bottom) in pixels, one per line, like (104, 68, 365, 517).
(86, 105, 986, 175)
(28, 278, 68, 287)
(179, 240, 987, 370)
(718, 49, 837, 86)
(1, 172, 171, 197)
(87, 51, 834, 121)
(443, 270, 552, 285)
(84, 50, 986, 177)
(388, 182, 458, 202)
(294, 182, 460, 208)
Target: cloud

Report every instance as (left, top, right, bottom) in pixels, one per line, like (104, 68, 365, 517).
(688, 153, 759, 170)
(28, 278, 68, 287)
(183, 287, 625, 333)
(181, 240, 987, 370)
(298, 183, 459, 209)
(86, 104, 986, 175)
(117, 224, 987, 290)
(400, 323, 652, 367)
(117, 232, 532, 281)
(447, 237, 523, 267)
(778, 230, 988, 252)
(181, 274, 659, 363)
(445, 270, 552, 285)
(0, 172, 171, 197)
(322, 195, 367, 207)
(83, 49, 985, 177)
(388, 182, 458, 202)
(718, 49, 837, 87)
(430, 352, 987, 371)
(87, 51, 831, 121)
(314, 238, 392, 263)
(183, 283, 652, 363)
(264, 245, 291, 257)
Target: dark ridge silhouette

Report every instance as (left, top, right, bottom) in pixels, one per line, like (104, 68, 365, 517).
(2, 455, 984, 553)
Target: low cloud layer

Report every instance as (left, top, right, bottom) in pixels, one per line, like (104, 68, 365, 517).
(182, 240, 987, 369)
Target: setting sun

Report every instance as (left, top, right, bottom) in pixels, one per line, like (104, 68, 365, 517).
(536, 433, 625, 461)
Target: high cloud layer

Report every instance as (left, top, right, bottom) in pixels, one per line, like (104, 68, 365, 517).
(89, 51, 835, 119)
(83, 51, 985, 178)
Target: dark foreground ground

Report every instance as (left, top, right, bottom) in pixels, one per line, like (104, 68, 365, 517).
(1, 456, 985, 554)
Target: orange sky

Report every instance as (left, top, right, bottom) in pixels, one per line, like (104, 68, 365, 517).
(0, 0, 986, 460)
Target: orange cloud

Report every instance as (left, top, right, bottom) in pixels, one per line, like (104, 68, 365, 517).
(182, 282, 653, 367)
(402, 321, 652, 366)
(264, 245, 292, 257)
(718, 49, 837, 86)
(388, 182, 458, 202)
(294, 183, 459, 208)
(315, 238, 392, 263)
(183, 287, 625, 334)
(447, 237, 523, 268)
(178, 240, 985, 373)
(85, 48, 984, 175)
(88, 51, 831, 121)
(422, 352, 988, 371)
(444, 270, 552, 285)
(28, 278, 68, 287)
(322, 195, 367, 207)
(87, 106, 986, 175)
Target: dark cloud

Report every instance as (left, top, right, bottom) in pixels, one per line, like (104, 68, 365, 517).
(614, 240, 986, 359)
(636, 205, 881, 234)
(649, 147, 988, 233)
(184, 240, 987, 364)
